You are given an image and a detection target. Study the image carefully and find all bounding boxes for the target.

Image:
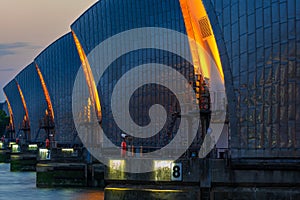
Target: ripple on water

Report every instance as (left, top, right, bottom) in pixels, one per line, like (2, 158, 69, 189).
(0, 163, 104, 200)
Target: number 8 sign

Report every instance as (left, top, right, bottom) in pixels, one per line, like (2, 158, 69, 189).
(171, 163, 182, 181)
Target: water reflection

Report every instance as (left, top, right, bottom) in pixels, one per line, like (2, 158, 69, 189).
(0, 164, 104, 200)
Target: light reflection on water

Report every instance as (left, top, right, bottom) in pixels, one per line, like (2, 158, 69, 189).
(0, 164, 104, 200)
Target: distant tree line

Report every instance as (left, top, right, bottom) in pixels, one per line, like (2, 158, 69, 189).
(0, 110, 9, 136)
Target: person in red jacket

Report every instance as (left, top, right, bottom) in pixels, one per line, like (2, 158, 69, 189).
(121, 134, 127, 157)
(45, 138, 50, 149)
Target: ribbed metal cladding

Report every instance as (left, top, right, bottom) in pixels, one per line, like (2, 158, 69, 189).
(34, 33, 81, 144)
(3, 80, 25, 136)
(15, 63, 48, 142)
(71, 0, 198, 149)
(203, 0, 300, 158)
(3, 0, 299, 158)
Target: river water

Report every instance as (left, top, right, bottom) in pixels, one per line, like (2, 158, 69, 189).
(0, 163, 104, 200)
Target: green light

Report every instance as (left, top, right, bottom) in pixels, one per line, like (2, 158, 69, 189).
(11, 144, 20, 153)
(9, 142, 16, 148)
(153, 160, 172, 181)
(108, 159, 125, 180)
(105, 187, 184, 193)
(61, 148, 74, 153)
(28, 144, 38, 151)
(39, 148, 51, 160)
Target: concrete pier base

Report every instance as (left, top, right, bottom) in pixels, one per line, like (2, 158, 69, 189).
(206, 159, 300, 200)
(10, 153, 37, 171)
(103, 158, 300, 199)
(0, 149, 10, 163)
(103, 158, 201, 199)
(104, 184, 200, 200)
(88, 163, 105, 187)
(36, 162, 105, 188)
(36, 162, 87, 187)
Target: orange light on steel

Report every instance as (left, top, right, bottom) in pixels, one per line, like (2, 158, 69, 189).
(35, 63, 55, 120)
(15, 80, 30, 126)
(4, 93, 14, 129)
(72, 30, 102, 122)
(179, 0, 224, 81)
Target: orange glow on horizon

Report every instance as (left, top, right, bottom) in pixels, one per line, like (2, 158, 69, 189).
(4, 93, 14, 129)
(35, 63, 55, 120)
(72, 30, 102, 122)
(179, 0, 224, 81)
(15, 80, 30, 126)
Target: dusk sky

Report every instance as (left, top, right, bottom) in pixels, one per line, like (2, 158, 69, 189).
(0, 0, 98, 102)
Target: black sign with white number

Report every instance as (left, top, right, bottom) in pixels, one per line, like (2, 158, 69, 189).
(171, 163, 182, 181)
(46, 150, 51, 160)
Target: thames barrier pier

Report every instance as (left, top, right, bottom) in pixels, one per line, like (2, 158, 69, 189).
(1, 0, 300, 199)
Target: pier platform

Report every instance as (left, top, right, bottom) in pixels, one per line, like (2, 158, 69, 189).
(0, 149, 10, 163)
(9, 144, 38, 172)
(36, 147, 105, 188)
(10, 153, 37, 171)
(36, 162, 105, 188)
(103, 157, 300, 200)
